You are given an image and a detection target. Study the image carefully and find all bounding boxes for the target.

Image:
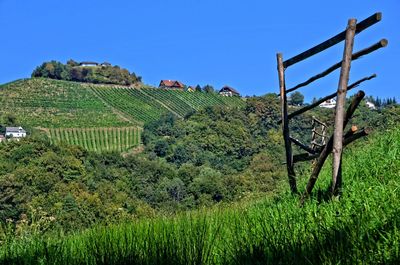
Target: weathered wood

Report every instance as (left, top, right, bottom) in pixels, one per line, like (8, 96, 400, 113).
(302, 90, 365, 201)
(294, 127, 369, 163)
(312, 129, 326, 137)
(312, 117, 328, 127)
(282, 74, 376, 121)
(332, 19, 357, 196)
(290, 137, 318, 154)
(277, 53, 297, 194)
(286, 39, 387, 93)
(283, 12, 382, 68)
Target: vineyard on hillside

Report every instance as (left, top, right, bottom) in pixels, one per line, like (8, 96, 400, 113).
(91, 86, 246, 123)
(0, 79, 132, 128)
(48, 127, 142, 152)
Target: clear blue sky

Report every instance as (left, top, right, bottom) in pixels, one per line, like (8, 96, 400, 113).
(1, 0, 398, 102)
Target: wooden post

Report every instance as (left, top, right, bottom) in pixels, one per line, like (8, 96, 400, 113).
(302, 90, 365, 202)
(332, 18, 357, 196)
(277, 53, 297, 194)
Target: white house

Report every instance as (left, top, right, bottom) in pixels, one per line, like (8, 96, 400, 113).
(79, 61, 99, 67)
(366, 101, 376, 110)
(6, 127, 27, 138)
(319, 98, 336, 109)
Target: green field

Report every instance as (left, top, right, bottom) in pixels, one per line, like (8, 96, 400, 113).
(2, 127, 399, 264)
(91, 86, 246, 123)
(0, 79, 132, 128)
(0, 78, 245, 128)
(48, 127, 142, 152)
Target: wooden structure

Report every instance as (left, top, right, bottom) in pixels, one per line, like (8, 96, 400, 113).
(276, 12, 387, 197)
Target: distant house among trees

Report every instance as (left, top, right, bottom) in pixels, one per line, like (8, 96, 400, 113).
(79, 61, 99, 67)
(219, 86, 240, 97)
(6, 126, 27, 139)
(319, 98, 336, 108)
(186, 86, 196, 92)
(159, 80, 185, 90)
(365, 101, 376, 110)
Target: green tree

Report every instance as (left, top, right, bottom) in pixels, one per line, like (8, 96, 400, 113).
(289, 91, 304, 106)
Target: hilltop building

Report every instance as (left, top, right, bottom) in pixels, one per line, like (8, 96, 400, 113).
(159, 80, 185, 90)
(219, 86, 240, 97)
(6, 126, 27, 139)
(79, 61, 99, 67)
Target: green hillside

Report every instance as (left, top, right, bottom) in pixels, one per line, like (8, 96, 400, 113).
(0, 78, 245, 127)
(0, 78, 245, 152)
(0, 78, 132, 128)
(91, 85, 245, 123)
(48, 127, 142, 153)
(1, 127, 399, 264)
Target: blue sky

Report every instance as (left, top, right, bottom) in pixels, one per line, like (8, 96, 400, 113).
(0, 0, 398, 101)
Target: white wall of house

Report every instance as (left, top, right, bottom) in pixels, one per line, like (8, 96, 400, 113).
(6, 132, 26, 138)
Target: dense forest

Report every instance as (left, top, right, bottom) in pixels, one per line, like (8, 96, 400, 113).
(31, 60, 141, 86)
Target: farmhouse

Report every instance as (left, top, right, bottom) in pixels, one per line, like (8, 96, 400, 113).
(159, 80, 185, 90)
(366, 101, 376, 110)
(186, 86, 196, 92)
(6, 126, 27, 139)
(79, 61, 99, 67)
(100, 62, 111, 67)
(319, 98, 336, 108)
(219, 86, 240, 97)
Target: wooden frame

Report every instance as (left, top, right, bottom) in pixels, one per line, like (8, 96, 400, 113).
(276, 12, 387, 198)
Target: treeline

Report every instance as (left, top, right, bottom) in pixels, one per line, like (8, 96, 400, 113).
(31, 60, 141, 86)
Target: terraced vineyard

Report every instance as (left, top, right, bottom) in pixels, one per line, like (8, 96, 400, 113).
(48, 127, 142, 152)
(92, 86, 246, 123)
(1, 78, 245, 152)
(0, 79, 132, 128)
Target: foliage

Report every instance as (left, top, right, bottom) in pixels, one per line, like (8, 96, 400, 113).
(48, 127, 142, 153)
(1, 127, 400, 264)
(288, 91, 304, 106)
(32, 60, 141, 86)
(0, 78, 132, 128)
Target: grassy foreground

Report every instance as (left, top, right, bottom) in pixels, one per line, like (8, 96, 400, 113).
(1, 127, 399, 264)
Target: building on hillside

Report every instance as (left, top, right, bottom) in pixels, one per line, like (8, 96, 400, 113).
(79, 61, 99, 67)
(159, 80, 185, 90)
(0, 135, 5, 143)
(366, 101, 376, 110)
(319, 98, 336, 108)
(100, 62, 111, 67)
(219, 86, 240, 97)
(186, 86, 196, 92)
(6, 126, 27, 139)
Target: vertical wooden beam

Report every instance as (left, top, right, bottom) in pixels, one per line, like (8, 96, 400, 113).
(277, 53, 297, 194)
(332, 18, 357, 196)
(302, 90, 365, 203)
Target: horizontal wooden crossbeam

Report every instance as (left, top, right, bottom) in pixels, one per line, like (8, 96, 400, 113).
(283, 12, 382, 68)
(286, 40, 387, 93)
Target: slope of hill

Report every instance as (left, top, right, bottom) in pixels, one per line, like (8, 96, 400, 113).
(1, 126, 399, 264)
(0, 78, 133, 128)
(0, 78, 245, 152)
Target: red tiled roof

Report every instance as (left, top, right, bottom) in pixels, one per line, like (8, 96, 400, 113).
(159, 80, 185, 88)
(219, 86, 240, 95)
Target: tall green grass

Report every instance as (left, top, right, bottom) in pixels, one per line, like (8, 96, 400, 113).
(1, 127, 399, 264)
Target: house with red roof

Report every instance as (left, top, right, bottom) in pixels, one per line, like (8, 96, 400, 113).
(159, 80, 185, 90)
(219, 86, 240, 97)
